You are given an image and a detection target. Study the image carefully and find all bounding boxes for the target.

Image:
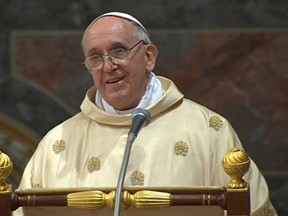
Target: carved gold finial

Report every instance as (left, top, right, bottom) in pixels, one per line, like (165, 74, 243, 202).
(67, 190, 171, 210)
(0, 151, 13, 192)
(222, 148, 250, 190)
(67, 190, 115, 209)
(123, 190, 171, 209)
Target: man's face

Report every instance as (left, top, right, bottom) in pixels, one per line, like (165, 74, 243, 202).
(83, 17, 157, 110)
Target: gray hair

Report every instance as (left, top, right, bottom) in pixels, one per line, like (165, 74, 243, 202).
(131, 22, 152, 45)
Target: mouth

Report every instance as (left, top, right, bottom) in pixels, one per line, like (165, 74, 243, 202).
(106, 76, 124, 84)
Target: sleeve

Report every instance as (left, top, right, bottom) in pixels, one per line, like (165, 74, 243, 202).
(210, 116, 277, 215)
(12, 209, 24, 216)
(17, 157, 33, 189)
(12, 135, 50, 216)
(18, 140, 46, 190)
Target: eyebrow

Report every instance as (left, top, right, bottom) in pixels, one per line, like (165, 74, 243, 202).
(86, 41, 129, 57)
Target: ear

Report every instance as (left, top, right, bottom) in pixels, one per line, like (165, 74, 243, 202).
(145, 44, 158, 72)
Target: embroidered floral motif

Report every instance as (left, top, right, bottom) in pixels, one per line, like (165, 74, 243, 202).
(52, 140, 66, 154)
(175, 141, 189, 156)
(131, 170, 144, 186)
(253, 207, 275, 216)
(87, 157, 101, 173)
(209, 116, 223, 131)
(32, 183, 42, 188)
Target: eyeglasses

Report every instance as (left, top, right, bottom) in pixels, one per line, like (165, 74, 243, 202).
(84, 40, 145, 70)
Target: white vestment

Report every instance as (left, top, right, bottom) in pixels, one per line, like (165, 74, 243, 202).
(14, 76, 277, 215)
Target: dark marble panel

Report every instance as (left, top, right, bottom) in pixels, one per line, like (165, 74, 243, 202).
(154, 31, 288, 171)
(1, 0, 288, 30)
(0, 78, 71, 136)
(265, 173, 288, 215)
(101, 0, 288, 28)
(12, 32, 93, 112)
(0, 23, 11, 85)
(12, 31, 288, 172)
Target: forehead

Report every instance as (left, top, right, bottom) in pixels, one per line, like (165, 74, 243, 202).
(85, 17, 136, 45)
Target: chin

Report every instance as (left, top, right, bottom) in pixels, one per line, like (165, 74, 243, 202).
(107, 97, 129, 109)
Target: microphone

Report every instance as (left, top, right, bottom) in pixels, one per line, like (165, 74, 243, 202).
(114, 108, 151, 216)
(128, 108, 151, 136)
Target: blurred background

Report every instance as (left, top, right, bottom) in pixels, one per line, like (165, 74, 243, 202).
(0, 0, 287, 214)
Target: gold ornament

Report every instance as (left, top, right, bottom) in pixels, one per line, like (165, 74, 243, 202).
(222, 148, 250, 189)
(131, 170, 144, 186)
(175, 140, 189, 156)
(209, 116, 223, 131)
(87, 157, 101, 172)
(52, 140, 66, 154)
(0, 151, 13, 192)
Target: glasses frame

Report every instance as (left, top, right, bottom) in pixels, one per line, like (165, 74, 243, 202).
(84, 40, 145, 70)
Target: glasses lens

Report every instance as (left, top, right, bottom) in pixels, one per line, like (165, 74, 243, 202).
(86, 55, 102, 69)
(109, 48, 128, 60)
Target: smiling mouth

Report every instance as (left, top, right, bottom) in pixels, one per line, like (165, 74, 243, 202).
(106, 77, 124, 84)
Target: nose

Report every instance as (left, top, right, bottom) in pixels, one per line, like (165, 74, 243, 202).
(102, 56, 117, 73)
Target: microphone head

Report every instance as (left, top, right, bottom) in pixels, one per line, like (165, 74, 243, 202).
(131, 108, 151, 126)
(129, 108, 151, 136)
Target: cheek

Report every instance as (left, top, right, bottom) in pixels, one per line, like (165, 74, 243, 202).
(91, 73, 101, 88)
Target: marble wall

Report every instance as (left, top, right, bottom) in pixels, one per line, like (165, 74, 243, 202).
(0, 0, 288, 214)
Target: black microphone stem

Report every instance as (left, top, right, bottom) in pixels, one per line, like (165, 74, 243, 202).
(114, 132, 137, 216)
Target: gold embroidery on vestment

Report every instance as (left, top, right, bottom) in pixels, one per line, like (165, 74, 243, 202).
(32, 183, 42, 188)
(52, 140, 66, 154)
(175, 141, 189, 156)
(131, 170, 144, 186)
(253, 206, 275, 216)
(209, 116, 223, 131)
(87, 157, 101, 172)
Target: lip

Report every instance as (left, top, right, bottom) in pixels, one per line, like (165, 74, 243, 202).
(105, 76, 125, 84)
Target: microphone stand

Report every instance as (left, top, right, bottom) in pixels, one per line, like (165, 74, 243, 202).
(114, 132, 137, 216)
(113, 108, 151, 216)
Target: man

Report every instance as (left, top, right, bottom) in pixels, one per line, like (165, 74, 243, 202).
(16, 12, 277, 215)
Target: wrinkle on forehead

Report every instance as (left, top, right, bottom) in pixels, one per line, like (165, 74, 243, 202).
(87, 17, 135, 40)
(83, 18, 138, 56)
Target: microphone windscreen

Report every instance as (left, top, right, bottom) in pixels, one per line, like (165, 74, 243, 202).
(129, 108, 151, 136)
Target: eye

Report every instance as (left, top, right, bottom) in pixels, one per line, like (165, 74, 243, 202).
(89, 54, 101, 61)
(86, 54, 102, 67)
(109, 48, 127, 59)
